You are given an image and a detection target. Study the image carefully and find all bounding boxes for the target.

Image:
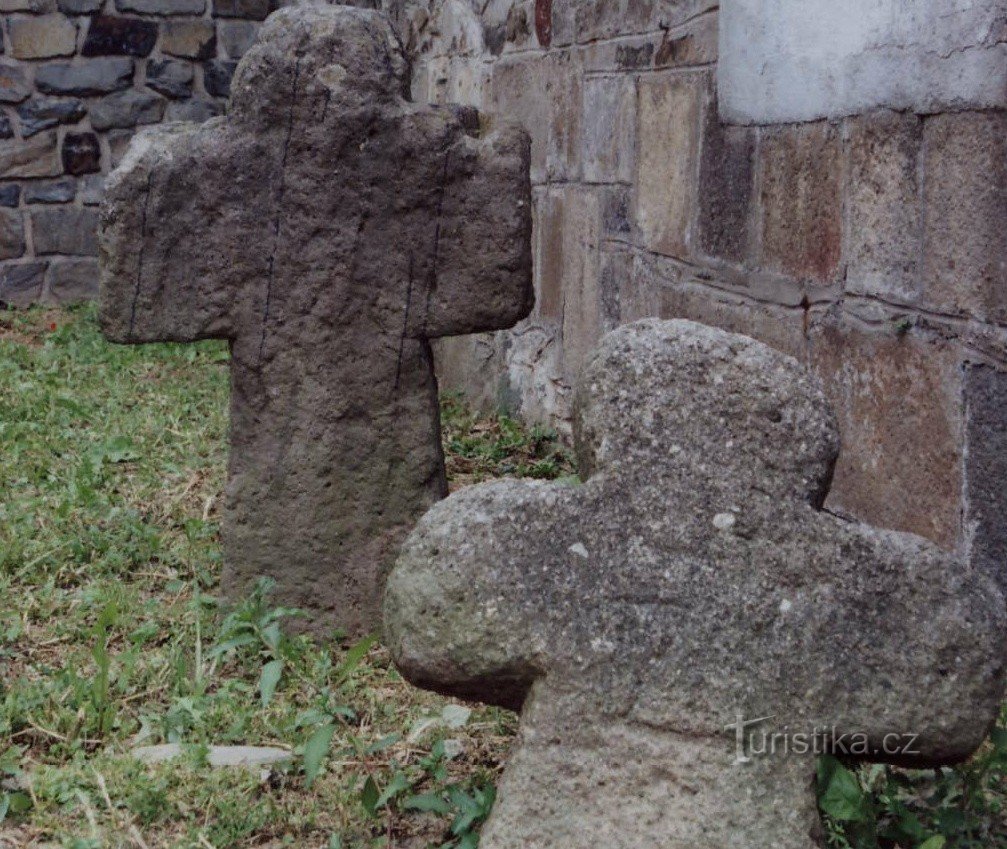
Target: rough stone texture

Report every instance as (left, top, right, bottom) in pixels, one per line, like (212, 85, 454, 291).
(582, 74, 634, 184)
(34, 206, 98, 254)
(24, 176, 76, 203)
(0, 207, 24, 258)
(58, 0, 101, 12)
(164, 96, 220, 121)
(116, 0, 205, 14)
(0, 260, 45, 304)
(8, 14, 77, 59)
(132, 744, 291, 767)
(36, 57, 134, 96)
(0, 114, 13, 139)
(99, 5, 534, 634)
(203, 57, 236, 97)
(758, 121, 842, 285)
(79, 172, 105, 204)
(0, 61, 30, 102)
(720, 0, 1007, 123)
(634, 72, 703, 259)
(217, 18, 258, 57)
(160, 18, 216, 59)
(90, 88, 166, 130)
(145, 57, 193, 98)
(921, 111, 1007, 324)
(386, 319, 1007, 849)
(809, 319, 963, 550)
(0, 184, 20, 206)
(82, 14, 158, 56)
(0, 130, 60, 177)
(17, 95, 86, 136)
(212, 0, 270, 20)
(46, 257, 98, 302)
(61, 131, 101, 174)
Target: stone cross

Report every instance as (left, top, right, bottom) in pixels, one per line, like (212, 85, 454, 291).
(385, 319, 1007, 849)
(98, 4, 533, 635)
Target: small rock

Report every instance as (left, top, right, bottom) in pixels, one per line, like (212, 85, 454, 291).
(131, 744, 292, 768)
(61, 132, 101, 175)
(146, 58, 193, 99)
(160, 18, 216, 59)
(24, 177, 76, 204)
(90, 89, 165, 131)
(37, 57, 133, 96)
(203, 59, 237, 98)
(8, 14, 77, 60)
(17, 96, 86, 137)
(82, 15, 158, 57)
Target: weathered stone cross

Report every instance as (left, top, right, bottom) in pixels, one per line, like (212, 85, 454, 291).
(385, 319, 1007, 848)
(98, 4, 532, 635)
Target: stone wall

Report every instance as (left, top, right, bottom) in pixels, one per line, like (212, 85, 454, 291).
(0, 0, 268, 305)
(383, 0, 1007, 566)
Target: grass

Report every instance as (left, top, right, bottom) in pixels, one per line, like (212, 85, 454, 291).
(1, 305, 1005, 849)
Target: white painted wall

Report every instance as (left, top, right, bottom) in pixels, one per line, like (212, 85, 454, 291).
(719, 0, 1007, 124)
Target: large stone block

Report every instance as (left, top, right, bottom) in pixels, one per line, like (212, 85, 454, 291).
(757, 121, 842, 285)
(846, 110, 923, 304)
(17, 95, 86, 137)
(160, 18, 216, 59)
(921, 111, 1007, 323)
(0, 131, 60, 178)
(0, 61, 31, 103)
(697, 87, 754, 264)
(115, 0, 205, 14)
(82, 15, 158, 57)
(634, 71, 703, 259)
(809, 320, 963, 550)
(47, 257, 98, 303)
(8, 14, 77, 59)
(490, 51, 581, 183)
(37, 58, 134, 96)
(90, 89, 166, 130)
(0, 260, 46, 306)
(32, 207, 99, 255)
(0, 207, 24, 259)
(582, 74, 635, 185)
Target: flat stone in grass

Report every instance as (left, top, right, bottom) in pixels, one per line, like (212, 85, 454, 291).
(385, 319, 1007, 849)
(99, 4, 533, 636)
(132, 744, 291, 769)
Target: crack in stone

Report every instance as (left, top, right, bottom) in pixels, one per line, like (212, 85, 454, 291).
(258, 54, 303, 366)
(128, 170, 155, 341)
(421, 147, 451, 336)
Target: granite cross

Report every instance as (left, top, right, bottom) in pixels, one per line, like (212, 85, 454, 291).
(385, 319, 1007, 848)
(98, 4, 533, 635)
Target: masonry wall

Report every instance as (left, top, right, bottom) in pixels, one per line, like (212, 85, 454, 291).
(0, 0, 269, 305)
(384, 0, 1007, 567)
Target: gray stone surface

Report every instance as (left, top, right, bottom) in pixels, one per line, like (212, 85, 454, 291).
(0, 131, 60, 178)
(217, 19, 258, 58)
(385, 319, 1007, 849)
(0, 207, 25, 258)
(24, 177, 76, 203)
(17, 95, 86, 137)
(0, 62, 31, 103)
(132, 744, 291, 767)
(47, 256, 99, 302)
(34, 207, 98, 254)
(720, 0, 1007, 124)
(0, 260, 46, 305)
(37, 57, 134, 96)
(163, 97, 221, 122)
(0, 184, 20, 207)
(90, 88, 166, 130)
(99, 4, 533, 635)
(79, 172, 105, 204)
(115, 0, 205, 13)
(8, 14, 77, 59)
(145, 58, 193, 98)
(160, 18, 216, 59)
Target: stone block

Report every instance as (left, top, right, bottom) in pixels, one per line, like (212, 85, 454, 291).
(90, 89, 165, 130)
(47, 257, 98, 303)
(0, 62, 30, 103)
(846, 109, 923, 305)
(0, 184, 19, 207)
(24, 176, 76, 203)
(0, 260, 46, 306)
(32, 206, 98, 255)
(17, 95, 86, 137)
(8, 14, 77, 59)
(964, 364, 1007, 589)
(146, 58, 193, 99)
(921, 111, 1007, 323)
(37, 58, 134, 96)
(79, 172, 104, 205)
(634, 71, 703, 259)
(490, 51, 581, 183)
(82, 15, 158, 57)
(582, 74, 635, 185)
(61, 131, 101, 174)
(160, 19, 216, 59)
(107, 128, 134, 166)
(212, 0, 269, 19)
(218, 19, 258, 58)
(164, 97, 222, 122)
(757, 121, 842, 284)
(204, 58, 237, 98)
(809, 320, 963, 550)
(654, 9, 718, 67)
(0, 114, 11, 140)
(0, 207, 24, 258)
(697, 89, 754, 264)
(115, 0, 204, 14)
(58, 0, 100, 12)
(0, 0, 53, 11)
(0, 131, 60, 178)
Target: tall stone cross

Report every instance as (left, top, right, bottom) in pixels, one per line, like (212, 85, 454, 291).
(98, 4, 533, 635)
(385, 319, 1007, 849)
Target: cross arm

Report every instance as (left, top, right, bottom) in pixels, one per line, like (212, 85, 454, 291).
(99, 121, 272, 344)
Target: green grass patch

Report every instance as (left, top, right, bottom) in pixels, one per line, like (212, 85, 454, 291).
(1, 306, 1005, 848)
